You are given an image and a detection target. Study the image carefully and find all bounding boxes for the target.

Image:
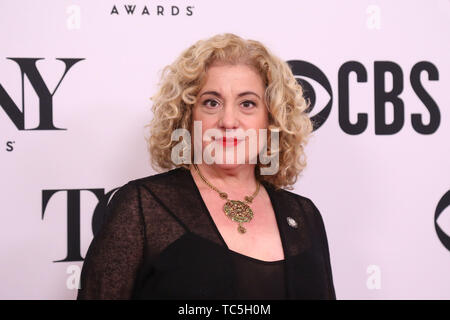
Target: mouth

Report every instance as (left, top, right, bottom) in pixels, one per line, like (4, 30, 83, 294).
(217, 137, 243, 146)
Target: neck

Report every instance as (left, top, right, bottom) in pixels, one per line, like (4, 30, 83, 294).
(190, 163, 258, 193)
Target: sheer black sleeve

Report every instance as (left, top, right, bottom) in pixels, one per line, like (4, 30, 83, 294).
(294, 195, 336, 300)
(77, 181, 145, 299)
(307, 198, 337, 299)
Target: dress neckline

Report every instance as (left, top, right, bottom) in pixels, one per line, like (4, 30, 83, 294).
(183, 166, 287, 264)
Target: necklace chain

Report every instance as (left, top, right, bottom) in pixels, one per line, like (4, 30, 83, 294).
(193, 164, 260, 203)
(193, 164, 260, 234)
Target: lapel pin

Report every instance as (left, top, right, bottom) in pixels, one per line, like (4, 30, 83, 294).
(286, 216, 298, 228)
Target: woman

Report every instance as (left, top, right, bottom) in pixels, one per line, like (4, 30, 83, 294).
(77, 33, 336, 300)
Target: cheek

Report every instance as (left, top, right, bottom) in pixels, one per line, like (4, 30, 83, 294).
(262, 112, 269, 128)
(251, 109, 269, 130)
(191, 110, 215, 146)
(192, 104, 214, 125)
(191, 104, 201, 122)
(255, 112, 270, 150)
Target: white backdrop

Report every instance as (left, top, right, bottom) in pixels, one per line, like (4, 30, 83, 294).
(1, 0, 449, 299)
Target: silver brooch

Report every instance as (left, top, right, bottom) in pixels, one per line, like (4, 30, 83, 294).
(287, 217, 298, 228)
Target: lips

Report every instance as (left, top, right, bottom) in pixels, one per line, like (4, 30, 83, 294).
(219, 137, 242, 146)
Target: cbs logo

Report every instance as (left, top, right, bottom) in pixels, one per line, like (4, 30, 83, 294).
(288, 60, 440, 135)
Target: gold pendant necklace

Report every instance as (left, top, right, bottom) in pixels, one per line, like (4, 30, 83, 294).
(193, 164, 260, 234)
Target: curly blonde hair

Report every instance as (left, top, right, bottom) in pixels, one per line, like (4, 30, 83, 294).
(146, 33, 313, 190)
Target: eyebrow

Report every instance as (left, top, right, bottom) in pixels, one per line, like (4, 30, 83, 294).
(199, 91, 261, 100)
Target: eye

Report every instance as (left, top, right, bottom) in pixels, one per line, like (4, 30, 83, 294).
(202, 99, 221, 108)
(241, 100, 256, 109)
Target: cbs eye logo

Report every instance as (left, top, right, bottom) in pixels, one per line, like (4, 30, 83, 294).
(435, 191, 450, 252)
(287, 60, 440, 134)
(288, 60, 332, 131)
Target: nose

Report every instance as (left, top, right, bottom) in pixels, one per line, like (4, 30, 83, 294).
(218, 103, 239, 131)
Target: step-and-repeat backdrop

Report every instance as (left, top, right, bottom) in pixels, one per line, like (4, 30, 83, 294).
(1, 0, 449, 299)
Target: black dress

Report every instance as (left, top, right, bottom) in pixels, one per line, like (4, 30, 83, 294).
(77, 167, 336, 299)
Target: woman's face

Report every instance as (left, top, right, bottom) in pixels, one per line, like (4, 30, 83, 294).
(191, 62, 269, 169)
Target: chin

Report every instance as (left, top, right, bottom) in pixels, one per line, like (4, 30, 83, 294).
(211, 163, 250, 171)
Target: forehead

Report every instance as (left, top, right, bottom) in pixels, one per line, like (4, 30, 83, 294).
(201, 63, 265, 92)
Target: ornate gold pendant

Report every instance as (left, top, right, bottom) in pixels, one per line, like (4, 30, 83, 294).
(223, 200, 254, 234)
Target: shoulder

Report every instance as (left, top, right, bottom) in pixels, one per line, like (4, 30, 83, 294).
(267, 183, 318, 212)
(106, 169, 184, 210)
(280, 188, 314, 204)
(127, 167, 190, 187)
